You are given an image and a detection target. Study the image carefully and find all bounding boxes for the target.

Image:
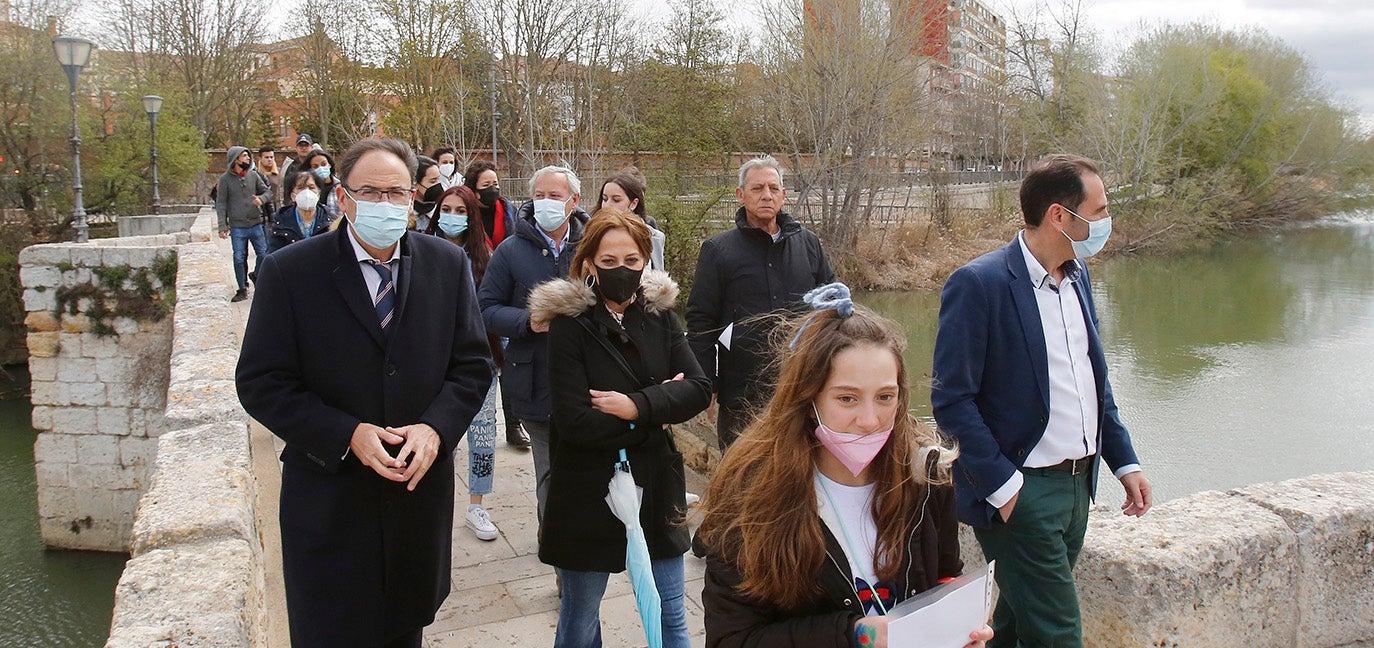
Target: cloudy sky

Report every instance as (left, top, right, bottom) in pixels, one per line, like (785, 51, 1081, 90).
(687, 0, 1374, 127)
(995, 0, 1374, 125)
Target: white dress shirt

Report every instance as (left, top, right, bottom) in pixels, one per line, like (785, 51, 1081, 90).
(340, 224, 402, 461)
(346, 222, 401, 299)
(985, 233, 1138, 508)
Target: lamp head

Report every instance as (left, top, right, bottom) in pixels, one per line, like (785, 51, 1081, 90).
(141, 95, 164, 117)
(52, 36, 95, 73)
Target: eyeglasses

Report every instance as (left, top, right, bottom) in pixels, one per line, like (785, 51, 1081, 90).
(342, 185, 413, 206)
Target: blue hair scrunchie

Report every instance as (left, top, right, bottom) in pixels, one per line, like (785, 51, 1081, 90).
(803, 283, 854, 318)
(790, 282, 854, 348)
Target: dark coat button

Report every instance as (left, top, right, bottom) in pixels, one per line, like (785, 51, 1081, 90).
(386, 364, 397, 376)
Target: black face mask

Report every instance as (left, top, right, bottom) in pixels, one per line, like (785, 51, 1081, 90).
(238, 161, 251, 171)
(423, 183, 445, 203)
(592, 265, 643, 305)
(478, 186, 500, 207)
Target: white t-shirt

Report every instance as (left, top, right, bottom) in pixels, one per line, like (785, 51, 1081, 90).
(815, 471, 879, 585)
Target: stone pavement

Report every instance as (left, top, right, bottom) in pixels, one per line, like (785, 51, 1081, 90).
(428, 424, 710, 648)
(222, 231, 711, 648)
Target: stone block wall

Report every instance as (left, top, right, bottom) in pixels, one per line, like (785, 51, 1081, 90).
(21, 234, 187, 551)
(953, 472, 1374, 647)
(105, 211, 269, 647)
(117, 213, 199, 238)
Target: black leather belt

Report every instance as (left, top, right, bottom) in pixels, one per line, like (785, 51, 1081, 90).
(1030, 455, 1095, 475)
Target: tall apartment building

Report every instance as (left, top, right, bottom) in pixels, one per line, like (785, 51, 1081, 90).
(803, 0, 1008, 167)
(919, 0, 1008, 165)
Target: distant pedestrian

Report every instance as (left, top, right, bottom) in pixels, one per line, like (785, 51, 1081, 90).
(477, 164, 590, 520)
(594, 166, 665, 271)
(463, 159, 526, 449)
(411, 155, 442, 232)
(268, 170, 336, 254)
(425, 184, 504, 541)
(685, 155, 834, 451)
(217, 146, 271, 302)
(256, 146, 282, 223)
(433, 147, 459, 189)
(281, 133, 317, 181)
(303, 149, 339, 210)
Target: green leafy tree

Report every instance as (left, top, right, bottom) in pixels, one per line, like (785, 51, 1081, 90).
(0, 0, 78, 224)
(81, 84, 208, 214)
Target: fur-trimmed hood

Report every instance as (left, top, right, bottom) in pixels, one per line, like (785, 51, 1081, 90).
(528, 268, 678, 328)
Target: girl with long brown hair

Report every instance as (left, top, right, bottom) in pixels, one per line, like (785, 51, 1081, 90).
(698, 285, 993, 648)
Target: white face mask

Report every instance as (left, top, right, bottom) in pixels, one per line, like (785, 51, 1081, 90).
(533, 197, 571, 232)
(1062, 206, 1112, 258)
(350, 198, 411, 248)
(294, 188, 319, 211)
(437, 163, 456, 179)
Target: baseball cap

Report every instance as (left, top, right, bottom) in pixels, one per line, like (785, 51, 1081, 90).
(296, 134, 313, 145)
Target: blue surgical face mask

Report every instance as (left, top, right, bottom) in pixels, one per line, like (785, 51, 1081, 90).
(1062, 206, 1112, 258)
(533, 197, 571, 232)
(348, 195, 410, 248)
(438, 212, 468, 238)
(312, 166, 332, 182)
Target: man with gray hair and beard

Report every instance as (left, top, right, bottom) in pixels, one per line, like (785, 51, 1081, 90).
(686, 155, 835, 451)
(478, 164, 591, 520)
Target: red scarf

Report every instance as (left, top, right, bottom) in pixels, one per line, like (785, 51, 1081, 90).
(491, 200, 508, 246)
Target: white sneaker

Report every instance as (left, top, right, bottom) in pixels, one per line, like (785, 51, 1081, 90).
(465, 506, 499, 541)
(685, 492, 700, 505)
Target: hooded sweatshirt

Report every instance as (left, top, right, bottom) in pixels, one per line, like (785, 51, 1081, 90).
(216, 145, 271, 232)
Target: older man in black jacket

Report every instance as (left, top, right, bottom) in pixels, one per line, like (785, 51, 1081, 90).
(686, 155, 834, 451)
(236, 138, 493, 648)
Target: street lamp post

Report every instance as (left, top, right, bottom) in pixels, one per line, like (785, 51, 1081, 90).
(142, 95, 163, 215)
(489, 66, 499, 167)
(52, 36, 95, 242)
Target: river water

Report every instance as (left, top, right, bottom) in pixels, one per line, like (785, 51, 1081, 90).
(0, 375, 126, 647)
(863, 211, 1374, 507)
(3, 213, 1374, 644)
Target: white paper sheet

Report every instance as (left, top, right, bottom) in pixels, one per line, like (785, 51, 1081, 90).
(886, 561, 995, 648)
(717, 322, 734, 351)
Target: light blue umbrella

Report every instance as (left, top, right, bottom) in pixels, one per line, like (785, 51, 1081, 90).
(605, 442, 663, 648)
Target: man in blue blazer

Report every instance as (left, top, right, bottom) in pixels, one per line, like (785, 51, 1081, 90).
(236, 139, 493, 648)
(932, 154, 1152, 648)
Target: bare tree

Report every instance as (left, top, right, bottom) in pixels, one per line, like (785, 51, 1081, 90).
(370, 0, 488, 153)
(489, 0, 582, 175)
(752, 0, 934, 252)
(101, 0, 267, 144)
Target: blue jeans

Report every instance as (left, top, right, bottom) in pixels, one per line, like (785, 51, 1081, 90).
(230, 224, 267, 289)
(554, 556, 690, 648)
(467, 377, 498, 496)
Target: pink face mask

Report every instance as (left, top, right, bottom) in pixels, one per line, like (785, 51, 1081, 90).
(813, 404, 893, 478)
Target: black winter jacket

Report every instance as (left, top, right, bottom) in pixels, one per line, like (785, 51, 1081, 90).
(529, 269, 711, 572)
(702, 478, 963, 648)
(477, 202, 590, 422)
(267, 204, 338, 254)
(686, 208, 833, 406)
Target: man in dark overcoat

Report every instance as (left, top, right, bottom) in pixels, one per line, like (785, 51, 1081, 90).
(236, 138, 493, 648)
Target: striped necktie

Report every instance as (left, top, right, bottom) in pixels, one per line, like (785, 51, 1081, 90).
(368, 260, 395, 333)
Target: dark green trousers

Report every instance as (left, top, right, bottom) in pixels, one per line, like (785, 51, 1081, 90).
(973, 469, 1091, 648)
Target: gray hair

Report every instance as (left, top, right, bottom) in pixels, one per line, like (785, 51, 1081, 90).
(338, 138, 419, 186)
(738, 155, 785, 188)
(529, 165, 582, 196)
